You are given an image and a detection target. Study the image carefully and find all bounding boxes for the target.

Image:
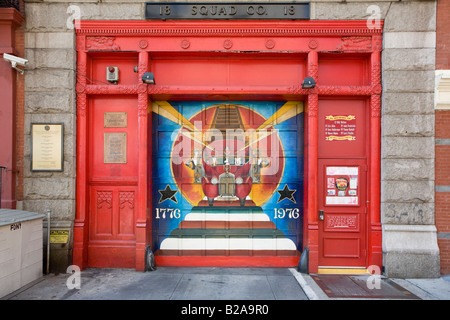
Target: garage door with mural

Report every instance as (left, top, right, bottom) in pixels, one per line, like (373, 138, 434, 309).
(151, 101, 304, 266)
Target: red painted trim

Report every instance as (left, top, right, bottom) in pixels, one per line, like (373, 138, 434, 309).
(0, 8, 23, 209)
(155, 256, 300, 268)
(306, 50, 320, 273)
(136, 51, 149, 271)
(75, 20, 382, 37)
(0, 8, 24, 54)
(74, 19, 383, 271)
(368, 48, 382, 268)
(74, 49, 88, 270)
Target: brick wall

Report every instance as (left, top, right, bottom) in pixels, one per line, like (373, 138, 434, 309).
(435, 144, 450, 186)
(436, 0, 450, 70)
(436, 0, 450, 276)
(436, 114, 450, 274)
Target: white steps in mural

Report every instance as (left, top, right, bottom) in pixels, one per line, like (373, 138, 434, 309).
(159, 205, 298, 256)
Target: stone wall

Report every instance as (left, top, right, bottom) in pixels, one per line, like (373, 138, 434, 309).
(22, 0, 439, 276)
(381, 1, 439, 278)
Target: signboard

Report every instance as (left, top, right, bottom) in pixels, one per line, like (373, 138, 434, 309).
(145, 2, 310, 20)
(325, 166, 359, 205)
(31, 123, 64, 171)
(104, 132, 127, 164)
(104, 112, 127, 128)
(324, 115, 356, 141)
(50, 230, 69, 244)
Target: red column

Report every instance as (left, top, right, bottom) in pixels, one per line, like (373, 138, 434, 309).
(135, 50, 149, 271)
(0, 8, 24, 209)
(306, 50, 319, 273)
(369, 48, 382, 269)
(74, 48, 88, 269)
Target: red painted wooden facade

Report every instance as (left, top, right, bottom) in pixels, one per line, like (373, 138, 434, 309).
(74, 20, 383, 272)
(0, 8, 23, 210)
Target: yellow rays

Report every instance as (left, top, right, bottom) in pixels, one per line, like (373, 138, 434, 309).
(257, 101, 303, 130)
(243, 101, 303, 151)
(152, 101, 198, 132)
(151, 100, 304, 151)
(152, 100, 213, 150)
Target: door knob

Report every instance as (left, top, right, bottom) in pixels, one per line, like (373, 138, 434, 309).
(319, 210, 324, 221)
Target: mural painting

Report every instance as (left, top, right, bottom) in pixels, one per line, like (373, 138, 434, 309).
(152, 101, 304, 259)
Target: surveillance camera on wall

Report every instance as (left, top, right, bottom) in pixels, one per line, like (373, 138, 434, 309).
(3, 53, 28, 74)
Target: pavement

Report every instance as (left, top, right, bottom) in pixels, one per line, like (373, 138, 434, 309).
(3, 267, 450, 303)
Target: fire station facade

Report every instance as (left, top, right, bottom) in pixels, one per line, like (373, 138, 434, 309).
(1, 0, 447, 278)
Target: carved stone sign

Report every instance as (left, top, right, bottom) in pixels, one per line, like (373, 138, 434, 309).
(104, 132, 127, 164)
(145, 2, 310, 20)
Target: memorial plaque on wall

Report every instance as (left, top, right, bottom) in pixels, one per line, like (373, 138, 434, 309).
(31, 123, 64, 171)
(104, 112, 127, 128)
(324, 115, 356, 141)
(104, 132, 127, 164)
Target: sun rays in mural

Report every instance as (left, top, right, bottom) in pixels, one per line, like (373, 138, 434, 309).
(151, 100, 304, 207)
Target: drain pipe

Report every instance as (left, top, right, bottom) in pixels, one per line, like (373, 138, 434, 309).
(46, 209, 51, 274)
(0, 166, 5, 209)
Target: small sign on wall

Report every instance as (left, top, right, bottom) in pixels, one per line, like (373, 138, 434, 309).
(145, 2, 311, 20)
(104, 112, 127, 128)
(104, 132, 127, 164)
(31, 123, 64, 171)
(50, 229, 70, 244)
(325, 166, 359, 205)
(324, 115, 356, 141)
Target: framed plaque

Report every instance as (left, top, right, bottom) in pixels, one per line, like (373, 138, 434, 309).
(31, 123, 64, 171)
(325, 166, 359, 206)
(104, 112, 127, 128)
(104, 132, 127, 164)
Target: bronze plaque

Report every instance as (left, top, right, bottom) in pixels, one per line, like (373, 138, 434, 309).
(31, 123, 64, 171)
(104, 112, 127, 128)
(104, 132, 127, 163)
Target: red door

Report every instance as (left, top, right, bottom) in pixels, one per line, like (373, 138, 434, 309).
(318, 159, 367, 267)
(86, 95, 139, 268)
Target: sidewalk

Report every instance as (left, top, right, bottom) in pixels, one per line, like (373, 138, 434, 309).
(3, 267, 450, 301)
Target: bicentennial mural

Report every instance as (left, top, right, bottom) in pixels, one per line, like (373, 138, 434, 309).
(152, 101, 304, 258)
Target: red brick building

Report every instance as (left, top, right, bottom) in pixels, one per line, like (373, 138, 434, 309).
(435, 0, 450, 274)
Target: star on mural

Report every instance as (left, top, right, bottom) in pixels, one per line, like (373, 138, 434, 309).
(277, 184, 296, 204)
(158, 184, 178, 204)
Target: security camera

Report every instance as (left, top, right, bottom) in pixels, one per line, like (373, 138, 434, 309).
(3, 53, 28, 74)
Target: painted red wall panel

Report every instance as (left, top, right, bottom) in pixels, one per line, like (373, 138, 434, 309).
(88, 96, 139, 181)
(89, 53, 139, 86)
(318, 99, 368, 159)
(318, 55, 370, 86)
(152, 57, 306, 88)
